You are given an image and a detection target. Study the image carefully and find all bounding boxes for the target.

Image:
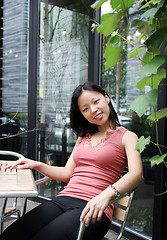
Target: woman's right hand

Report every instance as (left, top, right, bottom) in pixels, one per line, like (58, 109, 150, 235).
(5, 157, 39, 170)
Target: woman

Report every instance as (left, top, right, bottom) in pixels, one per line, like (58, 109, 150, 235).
(1, 82, 143, 240)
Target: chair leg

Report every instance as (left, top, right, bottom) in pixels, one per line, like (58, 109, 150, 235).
(0, 198, 7, 234)
(0, 221, 4, 235)
(21, 198, 28, 216)
(116, 222, 126, 240)
(17, 209, 21, 218)
(77, 221, 86, 240)
(0, 198, 22, 234)
(13, 197, 18, 209)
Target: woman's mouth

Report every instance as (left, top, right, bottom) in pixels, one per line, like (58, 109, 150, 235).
(94, 113, 103, 120)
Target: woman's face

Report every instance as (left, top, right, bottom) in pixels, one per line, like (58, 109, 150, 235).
(78, 90, 110, 130)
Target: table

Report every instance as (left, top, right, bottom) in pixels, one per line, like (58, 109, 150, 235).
(0, 160, 38, 197)
(0, 161, 38, 233)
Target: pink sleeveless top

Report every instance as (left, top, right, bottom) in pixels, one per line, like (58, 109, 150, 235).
(58, 127, 128, 221)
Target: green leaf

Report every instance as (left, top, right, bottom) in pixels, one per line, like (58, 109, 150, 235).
(128, 47, 144, 59)
(135, 136, 151, 154)
(140, 0, 158, 10)
(164, 46, 167, 56)
(155, 0, 167, 18)
(91, 0, 109, 10)
(141, 8, 158, 20)
(138, 55, 165, 76)
(150, 154, 167, 168)
(139, 0, 146, 3)
(136, 68, 166, 91)
(142, 51, 153, 66)
(131, 19, 146, 28)
(104, 35, 123, 70)
(141, 0, 165, 20)
(97, 12, 122, 37)
(110, 0, 135, 10)
(147, 108, 167, 122)
(128, 89, 158, 117)
(145, 27, 167, 50)
(142, 50, 160, 66)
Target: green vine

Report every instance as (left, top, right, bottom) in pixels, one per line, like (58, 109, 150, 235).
(0, 112, 38, 140)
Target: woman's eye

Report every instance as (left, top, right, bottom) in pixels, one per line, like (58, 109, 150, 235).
(83, 107, 88, 112)
(94, 99, 99, 104)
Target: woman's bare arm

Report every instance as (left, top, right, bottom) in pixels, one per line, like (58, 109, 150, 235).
(112, 130, 143, 194)
(6, 137, 81, 183)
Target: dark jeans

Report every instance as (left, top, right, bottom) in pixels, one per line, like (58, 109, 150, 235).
(0, 196, 110, 240)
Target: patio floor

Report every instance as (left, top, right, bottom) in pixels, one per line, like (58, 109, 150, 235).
(1, 198, 128, 240)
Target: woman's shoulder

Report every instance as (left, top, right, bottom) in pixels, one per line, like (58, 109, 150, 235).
(117, 126, 137, 135)
(117, 127, 138, 141)
(75, 136, 83, 146)
(121, 128, 138, 148)
(77, 134, 90, 144)
(116, 126, 128, 135)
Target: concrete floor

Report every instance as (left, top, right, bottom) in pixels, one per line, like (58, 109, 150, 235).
(1, 199, 128, 240)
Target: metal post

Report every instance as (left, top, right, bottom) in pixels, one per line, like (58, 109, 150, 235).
(88, 0, 101, 85)
(27, 0, 39, 160)
(152, 42, 167, 240)
(0, 0, 3, 117)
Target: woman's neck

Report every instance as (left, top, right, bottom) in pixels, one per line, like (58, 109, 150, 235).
(97, 121, 114, 133)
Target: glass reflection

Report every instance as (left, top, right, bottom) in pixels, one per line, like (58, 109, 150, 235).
(37, 1, 89, 169)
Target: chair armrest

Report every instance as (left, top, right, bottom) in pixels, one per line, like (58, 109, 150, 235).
(109, 190, 134, 205)
(77, 189, 136, 240)
(0, 150, 23, 159)
(35, 177, 51, 186)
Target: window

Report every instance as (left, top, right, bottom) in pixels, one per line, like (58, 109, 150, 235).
(0, 0, 29, 155)
(37, 0, 89, 198)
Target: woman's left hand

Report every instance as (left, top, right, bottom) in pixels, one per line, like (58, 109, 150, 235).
(80, 187, 113, 227)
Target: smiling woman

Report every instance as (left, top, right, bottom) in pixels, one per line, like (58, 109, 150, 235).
(0, 83, 143, 240)
(78, 90, 110, 129)
(70, 83, 121, 137)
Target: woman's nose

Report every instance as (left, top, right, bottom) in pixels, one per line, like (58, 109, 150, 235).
(90, 105, 97, 113)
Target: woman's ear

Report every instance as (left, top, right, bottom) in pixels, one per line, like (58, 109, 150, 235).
(105, 94, 110, 104)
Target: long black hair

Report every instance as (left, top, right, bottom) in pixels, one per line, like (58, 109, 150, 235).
(70, 82, 120, 137)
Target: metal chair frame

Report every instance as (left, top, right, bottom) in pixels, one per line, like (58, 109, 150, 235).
(0, 150, 27, 234)
(111, 191, 134, 240)
(77, 190, 134, 240)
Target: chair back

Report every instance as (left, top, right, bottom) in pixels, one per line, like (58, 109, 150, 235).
(111, 191, 134, 240)
(113, 192, 134, 221)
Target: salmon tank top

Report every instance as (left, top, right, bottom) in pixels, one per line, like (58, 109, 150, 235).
(58, 127, 128, 221)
